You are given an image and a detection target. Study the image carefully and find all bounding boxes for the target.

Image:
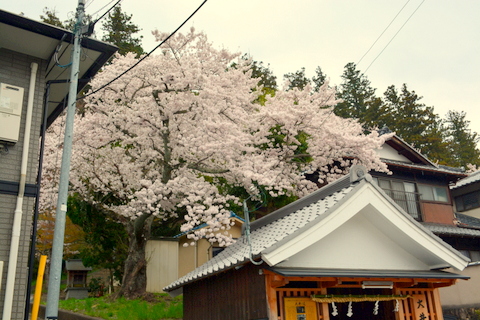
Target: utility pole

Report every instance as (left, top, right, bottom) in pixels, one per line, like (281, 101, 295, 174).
(45, 0, 85, 318)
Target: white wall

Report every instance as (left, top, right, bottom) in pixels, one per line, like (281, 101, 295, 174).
(440, 264, 480, 308)
(376, 144, 411, 163)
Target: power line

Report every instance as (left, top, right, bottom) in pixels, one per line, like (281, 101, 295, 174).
(90, 0, 120, 17)
(85, 0, 95, 9)
(357, 0, 411, 66)
(83, 0, 122, 36)
(363, 0, 426, 74)
(80, 0, 208, 100)
(91, 0, 122, 25)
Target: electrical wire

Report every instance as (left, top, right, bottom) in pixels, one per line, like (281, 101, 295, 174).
(90, 0, 119, 17)
(85, 0, 95, 9)
(54, 34, 73, 68)
(309, 2, 424, 113)
(356, 0, 411, 66)
(80, 0, 208, 100)
(91, 0, 123, 26)
(363, 0, 426, 74)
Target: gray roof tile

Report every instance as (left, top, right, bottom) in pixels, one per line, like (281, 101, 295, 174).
(423, 223, 480, 237)
(456, 213, 480, 229)
(383, 159, 466, 176)
(163, 184, 355, 291)
(451, 170, 480, 189)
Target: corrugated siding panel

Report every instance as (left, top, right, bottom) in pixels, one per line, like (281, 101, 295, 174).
(0, 48, 45, 320)
(183, 264, 268, 320)
(146, 240, 178, 292)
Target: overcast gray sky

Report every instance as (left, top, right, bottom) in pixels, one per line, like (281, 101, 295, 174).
(4, 0, 480, 139)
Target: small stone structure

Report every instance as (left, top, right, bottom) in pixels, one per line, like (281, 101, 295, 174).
(65, 259, 92, 299)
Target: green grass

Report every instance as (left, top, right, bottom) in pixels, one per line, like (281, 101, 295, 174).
(57, 294, 183, 320)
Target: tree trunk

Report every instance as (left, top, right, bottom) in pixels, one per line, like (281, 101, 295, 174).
(114, 214, 153, 299)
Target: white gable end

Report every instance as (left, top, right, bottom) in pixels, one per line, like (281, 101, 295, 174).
(262, 182, 469, 271)
(277, 212, 430, 270)
(376, 143, 412, 163)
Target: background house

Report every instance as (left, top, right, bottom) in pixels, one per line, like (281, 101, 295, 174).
(146, 213, 244, 292)
(0, 9, 116, 320)
(374, 134, 466, 226)
(164, 166, 469, 320)
(373, 134, 480, 317)
(451, 170, 480, 219)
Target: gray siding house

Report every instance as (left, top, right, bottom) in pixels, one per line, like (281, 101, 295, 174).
(0, 9, 116, 319)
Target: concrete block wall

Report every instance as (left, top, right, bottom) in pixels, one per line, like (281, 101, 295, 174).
(0, 48, 46, 320)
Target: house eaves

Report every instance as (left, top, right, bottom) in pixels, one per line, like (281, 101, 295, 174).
(424, 223, 480, 238)
(382, 159, 467, 182)
(0, 9, 118, 128)
(451, 170, 480, 190)
(385, 135, 435, 166)
(268, 267, 469, 280)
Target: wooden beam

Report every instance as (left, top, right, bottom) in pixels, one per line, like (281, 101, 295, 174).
(264, 270, 289, 288)
(264, 273, 279, 320)
(319, 288, 330, 320)
(432, 288, 445, 320)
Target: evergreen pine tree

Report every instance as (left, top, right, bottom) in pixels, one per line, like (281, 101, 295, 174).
(284, 67, 311, 90)
(101, 5, 144, 57)
(312, 66, 327, 92)
(382, 84, 451, 163)
(335, 62, 390, 129)
(445, 110, 480, 167)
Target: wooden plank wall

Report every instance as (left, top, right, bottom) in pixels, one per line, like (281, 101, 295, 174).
(183, 264, 269, 320)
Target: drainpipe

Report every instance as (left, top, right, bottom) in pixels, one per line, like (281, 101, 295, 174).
(2, 62, 38, 320)
(24, 80, 53, 320)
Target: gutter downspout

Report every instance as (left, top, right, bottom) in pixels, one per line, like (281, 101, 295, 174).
(24, 80, 52, 320)
(2, 62, 38, 320)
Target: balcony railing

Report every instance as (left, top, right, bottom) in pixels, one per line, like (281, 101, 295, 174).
(381, 188, 422, 221)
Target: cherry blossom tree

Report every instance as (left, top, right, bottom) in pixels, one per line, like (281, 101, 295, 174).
(42, 28, 390, 298)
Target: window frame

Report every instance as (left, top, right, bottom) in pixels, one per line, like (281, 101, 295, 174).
(372, 177, 422, 221)
(455, 190, 480, 212)
(417, 184, 450, 204)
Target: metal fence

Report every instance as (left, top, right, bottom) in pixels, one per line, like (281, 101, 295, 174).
(382, 189, 422, 221)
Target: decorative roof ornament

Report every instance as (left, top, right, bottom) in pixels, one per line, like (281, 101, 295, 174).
(378, 126, 392, 136)
(350, 164, 372, 184)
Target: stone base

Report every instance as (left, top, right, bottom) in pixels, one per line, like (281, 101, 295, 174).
(65, 287, 89, 300)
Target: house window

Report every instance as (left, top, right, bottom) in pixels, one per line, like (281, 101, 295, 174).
(417, 184, 449, 203)
(373, 178, 421, 221)
(455, 191, 480, 212)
